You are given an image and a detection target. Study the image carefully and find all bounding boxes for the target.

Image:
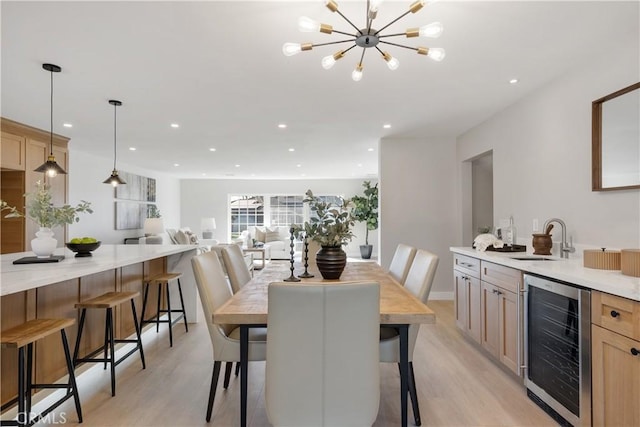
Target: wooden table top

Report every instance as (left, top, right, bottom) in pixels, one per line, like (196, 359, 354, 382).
(213, 260, 436, 325)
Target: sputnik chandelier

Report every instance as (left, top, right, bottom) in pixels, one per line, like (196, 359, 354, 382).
(282, 0, 445, 81)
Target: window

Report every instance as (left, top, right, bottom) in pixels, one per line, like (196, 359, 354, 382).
(270, 196, 304, 227)
(229, 196, 264, 239)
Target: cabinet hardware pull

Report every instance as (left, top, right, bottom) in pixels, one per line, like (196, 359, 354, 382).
(610, 310, 620, 318)
(631, 348, 639, 356)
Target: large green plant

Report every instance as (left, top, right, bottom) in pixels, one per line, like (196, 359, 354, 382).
(351, 181, 378, 246)
(303, 189, 355, 247)
(0, 181, 92, 228)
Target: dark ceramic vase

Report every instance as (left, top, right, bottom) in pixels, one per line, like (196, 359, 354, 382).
(316, 245, 347, 280)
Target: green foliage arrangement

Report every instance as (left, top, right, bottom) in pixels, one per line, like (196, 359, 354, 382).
(0, 181, 92, 228)
(302, 189, 355, 247)
(351, 181, 379, 245)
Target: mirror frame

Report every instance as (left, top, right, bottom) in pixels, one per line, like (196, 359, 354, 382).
(592, 82, 640, 191)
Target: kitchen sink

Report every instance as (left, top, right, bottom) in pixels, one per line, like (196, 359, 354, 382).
(511, 256, 557, 261)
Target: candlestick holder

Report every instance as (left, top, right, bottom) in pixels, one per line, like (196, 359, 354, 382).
(298, 237, 314, 278)
(283, 227, 300, 282)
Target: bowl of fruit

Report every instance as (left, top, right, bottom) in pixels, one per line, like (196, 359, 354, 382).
(66, 237, 101, 257)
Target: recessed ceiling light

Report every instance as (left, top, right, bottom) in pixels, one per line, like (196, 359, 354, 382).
(367, 148, 374, 152)
(174, 163, 179, 167)
(235, 164, 240, 168)
(170, 123, 180, 128)
(357, 163, 363, 167)
(509, 78, 519, 84)
(63, 123, 73, 128)
(288, 148, 295, 152)
(209, 148, 217, 152)
(278, 124, 287, 129)
(383, 124, 391, 129)
(202, 173, 206, 176)
(129, 147, 136, 151)
(296, 164, 302, 168)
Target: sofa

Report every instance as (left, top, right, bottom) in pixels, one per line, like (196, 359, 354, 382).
(239, 226, 298, 260)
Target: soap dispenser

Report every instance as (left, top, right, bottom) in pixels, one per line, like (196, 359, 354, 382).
(505, 216, 517, 247)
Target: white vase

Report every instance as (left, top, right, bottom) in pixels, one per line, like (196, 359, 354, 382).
(31, 227, 57, 258)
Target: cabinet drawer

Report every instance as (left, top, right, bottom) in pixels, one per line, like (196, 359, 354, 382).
(592, 291, 640, 340)
(481, 261, 521, 293)
(454, 254, 480, 278)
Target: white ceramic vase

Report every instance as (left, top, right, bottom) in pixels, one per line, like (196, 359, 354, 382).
(31, 227, 57, 258)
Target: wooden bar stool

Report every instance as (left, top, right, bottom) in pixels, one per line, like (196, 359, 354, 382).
(72, 291, 145, 397)
(0, 319, 82, 426)
(141, 273, 188, 347)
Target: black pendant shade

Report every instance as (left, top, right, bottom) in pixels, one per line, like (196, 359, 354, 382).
(34, 63, 67, 177)
(103, 100, 126, 186)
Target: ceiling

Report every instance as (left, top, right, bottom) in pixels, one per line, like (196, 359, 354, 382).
(1, 1, 638, 180)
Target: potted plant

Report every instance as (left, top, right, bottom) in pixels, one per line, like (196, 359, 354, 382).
(351, 181, 378, 259)
(303, 189, 355, 279)
(1, 180, 92, 257)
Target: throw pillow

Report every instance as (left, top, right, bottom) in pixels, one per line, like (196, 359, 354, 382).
(185, 230, 199, 244)
(175, 230, 190, 245)
(265, 229, 281, 243)
(254, 227, 266, 243)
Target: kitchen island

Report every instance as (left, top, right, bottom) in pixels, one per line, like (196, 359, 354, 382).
(0, 244, 199, 406)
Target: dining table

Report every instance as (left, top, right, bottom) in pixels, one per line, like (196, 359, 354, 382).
(212, 259, 436, 427)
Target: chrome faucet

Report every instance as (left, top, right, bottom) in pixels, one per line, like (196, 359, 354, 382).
(543, 218, 575, 258)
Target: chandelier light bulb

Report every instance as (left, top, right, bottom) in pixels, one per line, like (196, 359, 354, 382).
(419, 22, 443, 38)
(427, 47, 446, 61)
(298, 16, 320, 32)
(352, 64, 364, 81)
(369, 0, 384, 18)
(382, 52, 399, 70)
(283, 43, 303, 56)
(47, 168, 58, 178)
(321, 51, 344, 70)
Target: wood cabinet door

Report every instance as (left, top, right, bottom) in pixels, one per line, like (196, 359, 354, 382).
(499, 289, 519, 375)
(1, 132, 26, 170)
(467, 275, 482, 344)
(454, 269, 467, 332)
(481, 281, 500, 357)
(592, 324, 640, 427)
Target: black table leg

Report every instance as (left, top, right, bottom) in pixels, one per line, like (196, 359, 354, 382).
(240, 326, 249, 427)
(399, 324, 409, 427)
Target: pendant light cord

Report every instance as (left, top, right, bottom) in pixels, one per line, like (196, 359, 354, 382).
(113, 103, 118, 171)
(49, 69, 54, 156)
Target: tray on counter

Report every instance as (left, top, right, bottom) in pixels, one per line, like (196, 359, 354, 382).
(13, 255, 65, 264)
(486, 244, 526, 253)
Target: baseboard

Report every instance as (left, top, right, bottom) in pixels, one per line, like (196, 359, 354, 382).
(429, 291, 453, 300)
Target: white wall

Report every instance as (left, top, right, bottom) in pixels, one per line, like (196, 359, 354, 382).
(68, 150, 181, 244)
(456, 45, 640, 253)
(379, 137, 457, 299)
(179, 178, 379, 258)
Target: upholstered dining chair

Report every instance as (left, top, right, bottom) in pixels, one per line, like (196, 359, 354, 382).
(191, 251, 267, 422)
(221, 244, 252, 294)
(266, 281, 381, 427)
(388, 244, 417, 284)
(380, 248, 439, 426)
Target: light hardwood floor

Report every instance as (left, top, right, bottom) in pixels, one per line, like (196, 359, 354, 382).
(19, 301, 555, 426)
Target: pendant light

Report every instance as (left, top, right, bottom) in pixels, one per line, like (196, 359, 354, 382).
(34, 63, 67, 177)
(103, 100, 126, 186)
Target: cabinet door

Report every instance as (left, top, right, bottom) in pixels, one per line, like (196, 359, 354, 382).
(467, 275, 482, 343)
(481, 281, 500, 357)
(46, 145, 68, 246)
(1, 132, 26, 170)
(592, 325, 640, 427)
(454, 269, 467, 331)
(25, 139, 48, 250)
(499, 288, 519, 375)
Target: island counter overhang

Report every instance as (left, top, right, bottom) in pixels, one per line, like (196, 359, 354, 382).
(0, 244, 199, 407)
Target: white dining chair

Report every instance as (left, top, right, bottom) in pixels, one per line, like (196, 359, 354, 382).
(221, 244, 252, 294)
(266, 281, 381, 427)
(191, 251, 267, 422)
(380, 248, 439, 426)
(388, 244, 417, 284)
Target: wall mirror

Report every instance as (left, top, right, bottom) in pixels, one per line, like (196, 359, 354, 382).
(592, 82, 640, 191)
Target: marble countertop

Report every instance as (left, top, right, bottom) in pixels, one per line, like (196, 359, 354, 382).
(450, 247, 640, 302)
(1, 244, 197, 297)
